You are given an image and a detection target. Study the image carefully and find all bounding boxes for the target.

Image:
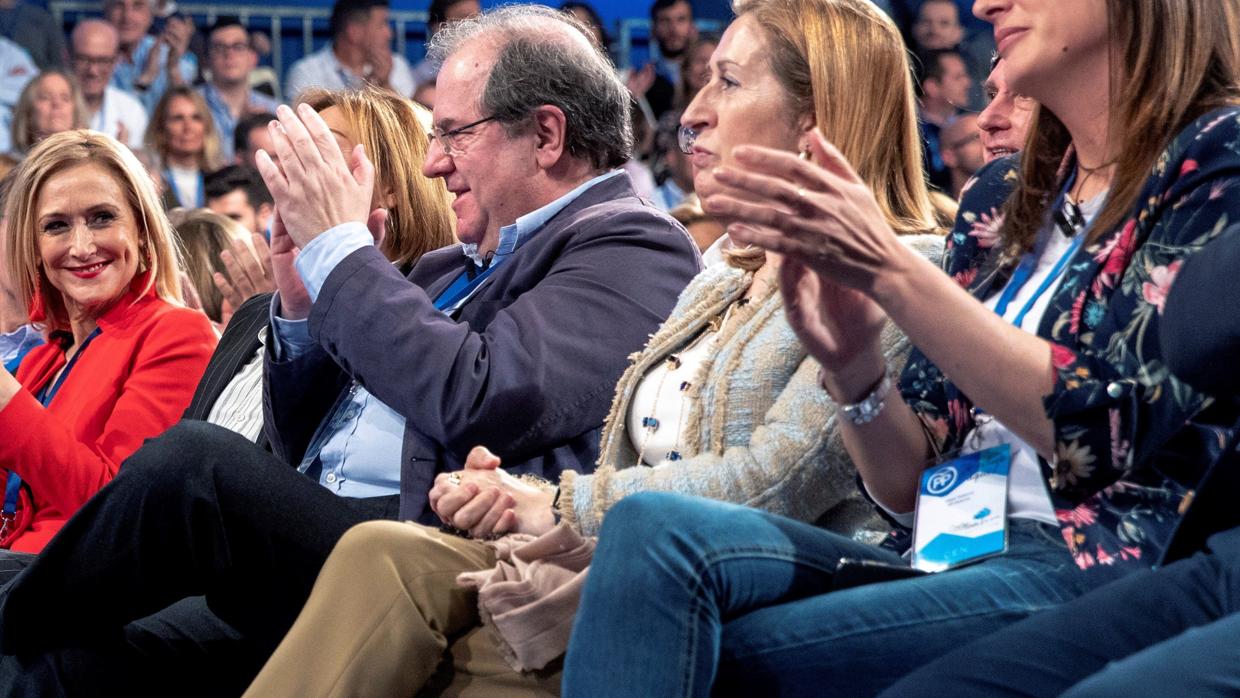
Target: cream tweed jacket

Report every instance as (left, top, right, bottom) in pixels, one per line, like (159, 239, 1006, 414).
(559, 234, 945, 538)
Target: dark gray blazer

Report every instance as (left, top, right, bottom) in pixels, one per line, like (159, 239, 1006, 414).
(263, 172, 701, 522)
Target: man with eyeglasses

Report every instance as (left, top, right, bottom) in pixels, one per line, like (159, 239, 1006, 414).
(0, 6, 699, 694)
(70, 19, 147, 150)
(199, 17, 280, 162)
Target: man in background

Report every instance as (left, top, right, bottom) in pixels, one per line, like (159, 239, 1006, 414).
(71, 19, 148, 150)
(199, 18, 280, 162)
(284, 0, 414, 99)
(205, 165, 273, 236)
(938, 112, 983, 199)
(104, 0, 197, 110)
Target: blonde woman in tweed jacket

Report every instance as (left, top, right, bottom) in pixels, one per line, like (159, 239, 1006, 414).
(244, 1, 951, 694)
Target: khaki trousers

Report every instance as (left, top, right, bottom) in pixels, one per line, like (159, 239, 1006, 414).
(244, 521, 561, 697)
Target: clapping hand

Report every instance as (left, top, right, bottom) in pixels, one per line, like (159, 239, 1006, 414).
(212, 233, 275, 316)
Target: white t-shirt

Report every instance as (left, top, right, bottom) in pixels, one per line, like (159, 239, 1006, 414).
(89, 85, 149, 150)
(284, 45, 415, 101)
(167, 165, 202, 208)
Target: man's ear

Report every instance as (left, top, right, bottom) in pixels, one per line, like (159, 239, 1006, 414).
(531, 104, 569, 170)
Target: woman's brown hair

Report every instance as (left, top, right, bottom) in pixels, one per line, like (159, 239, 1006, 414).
(11, 70, 89, 153)
(296, 87, 456, 269)
(1000, 0, 1240, 259)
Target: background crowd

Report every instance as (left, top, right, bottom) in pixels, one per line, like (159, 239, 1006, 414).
(0, 0, 1237, 696)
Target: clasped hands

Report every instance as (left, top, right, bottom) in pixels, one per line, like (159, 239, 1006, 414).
(428, 447, 558, 540)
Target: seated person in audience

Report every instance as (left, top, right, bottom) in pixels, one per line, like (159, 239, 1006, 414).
(412, 0, 483, 92)
(883, 223, 1240, 697)
(917, 47, 972, 192)
(978, 55, 1034, 163)
(183, 88, 456, 446)
(168, 207, 250, 326)
(104, 0, 196, 111)
(145, 86, 223, 208)
(939, 112, 983, 199)
(244, 2, 948, 693)
(205, 164, 272, 236)
(72, 20, 148, 150)
(561, 0, 1240, 695)
(0, 130, 214, 564)
(0, 8, 699, 693)
(0, 0, 65, 71)
(232, 111, 276, 169)
(676, 32, 719, 110)
(284, 0, 414, 100)
(0, 172, 42, 372)
(198, 18, 280, 163)
(8, 70, 87, 157)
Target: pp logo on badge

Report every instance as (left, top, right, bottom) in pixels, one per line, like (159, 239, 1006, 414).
(926, 466, 958, 495)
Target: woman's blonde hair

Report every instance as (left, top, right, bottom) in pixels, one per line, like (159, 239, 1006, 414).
(4, 130, 185, 332)
(1001, 0, 1240, 258)
(144, 86, 224, 172)
(11, 70, 89, 153)
(167, 207, 249, 324)
(297, 87, 456, 268)
(724, 0, 944, 271)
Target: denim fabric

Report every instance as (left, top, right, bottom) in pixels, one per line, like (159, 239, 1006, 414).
(883, 525, 1240, 697)
(563, 492, 1128, 697)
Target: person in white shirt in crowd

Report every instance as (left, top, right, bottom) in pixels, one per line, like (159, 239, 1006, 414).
(104, 0, 196, 111)
(412, 0, 481, 92)
(70, 20, 148, 150)
(8, 70, 86, 157)
(0, 36, 36, 154)
(284, 0, 414, 100)
(199, 18, 279, 163)
(144, 85, 221, 208)
(978, 56, 1034, 164)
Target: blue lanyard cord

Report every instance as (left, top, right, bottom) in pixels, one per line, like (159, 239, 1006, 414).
(992, 171, 1092, 328)
(162, 167, 205, 208)
(433, 262, 500, 313)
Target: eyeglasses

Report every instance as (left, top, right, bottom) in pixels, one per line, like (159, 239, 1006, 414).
(428, 115, 500, 156)
(72, 54, 117, 69)
(677, 125, 697, 155)
(209, 42, 253, 55)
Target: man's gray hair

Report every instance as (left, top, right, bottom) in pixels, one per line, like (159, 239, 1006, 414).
(428, 4, 633, 170)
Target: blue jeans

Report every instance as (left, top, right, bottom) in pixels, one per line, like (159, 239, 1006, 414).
(882, 526, 1240, 697)
(562, 492, 1128, 697)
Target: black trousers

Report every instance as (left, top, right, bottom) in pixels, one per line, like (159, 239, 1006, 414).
(0, 421, 401, 696)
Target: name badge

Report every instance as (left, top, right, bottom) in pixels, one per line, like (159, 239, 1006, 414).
(912, 444, 1011, 572)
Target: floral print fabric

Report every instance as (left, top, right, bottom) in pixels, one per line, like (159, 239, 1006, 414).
(899, 106, 1240, 571)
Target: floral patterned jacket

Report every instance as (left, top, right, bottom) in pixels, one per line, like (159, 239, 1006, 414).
(899, 106, 1240, 571)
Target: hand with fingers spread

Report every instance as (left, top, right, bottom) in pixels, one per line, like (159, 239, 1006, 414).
(708, 129, 909, 295)
(428, 446, 558, 539)
(254, 104, 375, 250)
(213, 233, 275, 311)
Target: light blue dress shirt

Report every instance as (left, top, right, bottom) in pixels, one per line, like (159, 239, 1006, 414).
(200, 83, 280, 162)
(270, 169, 625, 497)
(0, 323, 43, 374)
(111, 35, 198, 112)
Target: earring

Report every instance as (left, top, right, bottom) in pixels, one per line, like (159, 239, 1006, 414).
(798, 146, 811, 161)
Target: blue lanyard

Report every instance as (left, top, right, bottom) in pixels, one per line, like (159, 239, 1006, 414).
(433, 262, 500, 313)
(162, 167, 205, 208)
(4, 328, 101, 533)
(992, 172, 1091, 328)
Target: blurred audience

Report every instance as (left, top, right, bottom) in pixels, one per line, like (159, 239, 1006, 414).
(199, 18, 279, 162)
(284, 0, 414, 100)
(916, 47, 971, 192)
(560, 1, 608, 51)
(0, 0, 65, 70)
(145, 85, 222, 208)
(168, 207, 250, 325)
(204, 164, 272, 236)
(677, 33, 718, 109)
(232, 111, 276, 169)
(9, 70, 87, 157)
(0, 171, 42, 374)
(938, 112, 983, 199)
(71, 19, 148, 150)
(413, 0, 482, 90)
(104, 0, 197, 111)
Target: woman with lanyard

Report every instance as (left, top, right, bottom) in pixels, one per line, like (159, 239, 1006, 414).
(562, 0, 1240, 695)
(0, 130, 214, 568)
(145, 85, 222, 209)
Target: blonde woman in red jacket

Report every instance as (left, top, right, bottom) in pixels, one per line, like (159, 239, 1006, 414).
(0, 130, 215, 556)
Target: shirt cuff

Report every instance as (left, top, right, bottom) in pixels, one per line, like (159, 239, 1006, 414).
(294, 222, 374, 302)
(268, 293, 316, 360)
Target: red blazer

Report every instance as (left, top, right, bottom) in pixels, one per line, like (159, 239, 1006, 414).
(0, 290, 216, 552)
